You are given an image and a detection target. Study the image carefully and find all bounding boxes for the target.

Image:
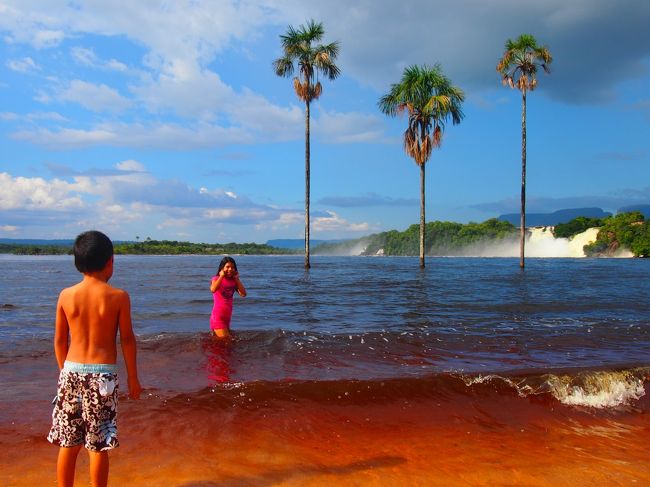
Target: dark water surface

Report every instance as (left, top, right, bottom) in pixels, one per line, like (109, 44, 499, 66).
(1, 254, 649, 408)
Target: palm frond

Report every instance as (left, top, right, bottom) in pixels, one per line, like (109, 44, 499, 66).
(382, 63, 463, 166)
(496, 33, 552, 93)
(274, 20, 340, 104)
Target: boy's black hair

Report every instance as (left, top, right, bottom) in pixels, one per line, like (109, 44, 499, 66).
(73, 230, 114, 273)
(217, 256, 238, 274)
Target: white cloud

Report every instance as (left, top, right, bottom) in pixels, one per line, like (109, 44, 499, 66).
(0, 225, 18, 233)
(6, 56, 39, 72)
(0, 172, 85, 210)
(116, 160, 146, 172)
(0, 111, 67, 122)
(71, 47, 128, 72)
(11, 121, 251, 150)
(57, 80, 132, 113)
(33, 29, 65, 48)
(312, 210, 370, 233)
(0, 163, 308, 230)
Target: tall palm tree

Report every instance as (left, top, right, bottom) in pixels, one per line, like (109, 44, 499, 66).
(378, 64, 464, 268)
(273, 20, 340, 269)
(497, 34, 552, 269)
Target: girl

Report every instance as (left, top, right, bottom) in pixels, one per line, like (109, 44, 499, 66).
(210, 256, 246, 338)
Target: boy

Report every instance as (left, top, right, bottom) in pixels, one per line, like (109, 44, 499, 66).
(47, 230, 142, 487)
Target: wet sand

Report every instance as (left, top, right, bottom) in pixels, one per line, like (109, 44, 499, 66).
(2, 388, 649, 486)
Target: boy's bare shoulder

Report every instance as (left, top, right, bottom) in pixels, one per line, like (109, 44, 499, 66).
(59, 280, 129, 301)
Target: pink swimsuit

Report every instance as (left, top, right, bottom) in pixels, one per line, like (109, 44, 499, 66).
(210, 276, 237, 330)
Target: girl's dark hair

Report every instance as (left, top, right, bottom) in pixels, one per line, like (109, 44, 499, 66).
(217, 256, 237, 274)
(73, 230, 114, 273)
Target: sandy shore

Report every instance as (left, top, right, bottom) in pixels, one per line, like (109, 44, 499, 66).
(2, 391, 649, 486)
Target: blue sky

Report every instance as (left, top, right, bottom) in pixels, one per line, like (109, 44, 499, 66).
(1, 0, 649, 243)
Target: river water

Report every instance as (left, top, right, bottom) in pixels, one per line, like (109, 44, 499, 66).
(1, 254, 649, 485)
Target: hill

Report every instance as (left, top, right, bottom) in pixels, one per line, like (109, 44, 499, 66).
(498, 208, 611, 226)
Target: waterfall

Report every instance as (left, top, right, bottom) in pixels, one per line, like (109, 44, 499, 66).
(526, 227, 599, 258)
(452, 226, 629, 258)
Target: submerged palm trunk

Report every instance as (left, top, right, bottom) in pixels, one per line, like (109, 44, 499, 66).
(420, 163, 426, 268)
(305, 99, 311, 269)
(520, 89, 527, 269)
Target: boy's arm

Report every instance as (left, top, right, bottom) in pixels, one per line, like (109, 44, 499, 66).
(118, 291, 142, 399)
(53, 293, 70, 370)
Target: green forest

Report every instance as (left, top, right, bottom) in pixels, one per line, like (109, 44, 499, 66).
(2, 212, 649, 257)
(313, 218, 517, 255)
(581, 212, 650, 257)
(0, 239, 297, 256)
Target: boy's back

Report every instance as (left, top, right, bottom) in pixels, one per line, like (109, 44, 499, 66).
(57, 275, 131, 366)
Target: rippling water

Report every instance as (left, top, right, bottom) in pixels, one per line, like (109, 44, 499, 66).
(3, 254, 649, 370)
(2, 255, 649, 485)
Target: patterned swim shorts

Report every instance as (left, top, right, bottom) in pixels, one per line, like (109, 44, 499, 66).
(47, 361, 119, 451)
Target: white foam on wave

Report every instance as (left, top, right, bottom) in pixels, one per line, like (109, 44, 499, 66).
(546, 371, 646, 408)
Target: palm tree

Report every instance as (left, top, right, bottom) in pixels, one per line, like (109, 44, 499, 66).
(497, 34, 552, 269)
(273, 20, 340, 269)
(378, 64, 464, 268)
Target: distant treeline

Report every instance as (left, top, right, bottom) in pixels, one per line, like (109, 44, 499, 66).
(3, 213, 648, 257)
(0, 243, 71, 255)
(314, 218, 517, 256)
(114, 239, 297, 255)
(0, 239, 297, 256)
(314, 212, 650, 257)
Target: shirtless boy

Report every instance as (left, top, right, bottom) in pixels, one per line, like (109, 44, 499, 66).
(47, 230, 142, 487)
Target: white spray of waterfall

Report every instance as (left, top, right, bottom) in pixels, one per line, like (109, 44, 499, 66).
(527, 227, 599, 258)
(446, 226, 626, 258)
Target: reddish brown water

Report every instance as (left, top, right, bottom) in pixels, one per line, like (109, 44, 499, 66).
(2, 339, 649, 486)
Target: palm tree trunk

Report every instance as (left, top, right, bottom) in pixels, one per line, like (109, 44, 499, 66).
(420, 163, 426, 268)
(520, 89, 527, 269)
(305, 99, 311, 269)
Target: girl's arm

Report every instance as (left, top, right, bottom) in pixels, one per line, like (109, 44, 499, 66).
(210, 273, 224, 293)
(235, 274, 247, 297)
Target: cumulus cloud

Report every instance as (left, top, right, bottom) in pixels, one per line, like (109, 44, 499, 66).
(0, 0, 389, 148)
(1, 161, 367, 239)
(3, 0, 649, 108)
(0, 172, 85, 211)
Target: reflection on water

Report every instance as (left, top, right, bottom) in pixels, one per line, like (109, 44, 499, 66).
(203, 337, 233, 383)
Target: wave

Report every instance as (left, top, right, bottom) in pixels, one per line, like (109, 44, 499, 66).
(4, 329, 648, 411)
(152, 366, 650, 413)
(543, 369, 648, 408)
(463, 368, 649, 408)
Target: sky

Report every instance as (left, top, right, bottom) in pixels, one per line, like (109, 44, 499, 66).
(1, 0, 649, 244)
